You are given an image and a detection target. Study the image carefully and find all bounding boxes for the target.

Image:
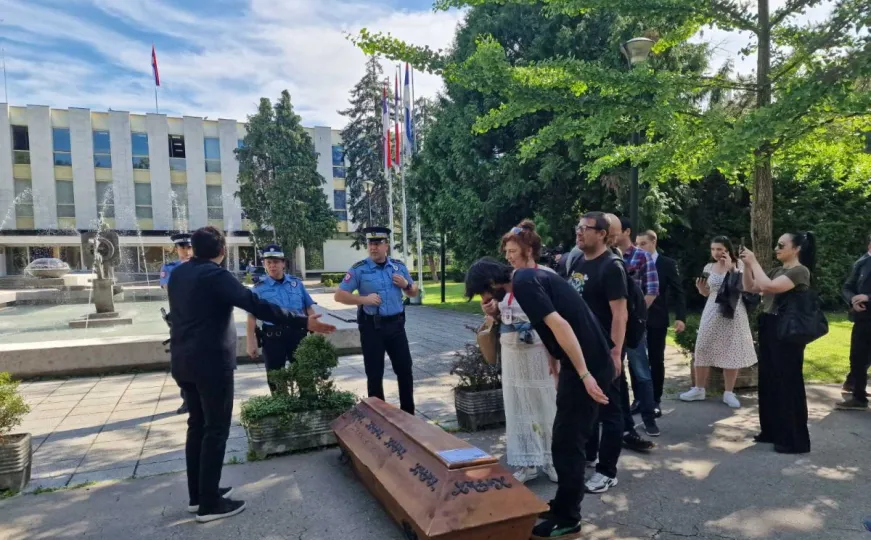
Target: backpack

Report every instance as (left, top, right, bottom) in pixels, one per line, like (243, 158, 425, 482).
(568, 250, 648, 349)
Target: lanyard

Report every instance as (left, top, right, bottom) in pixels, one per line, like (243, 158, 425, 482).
(507, 264, 537, 306)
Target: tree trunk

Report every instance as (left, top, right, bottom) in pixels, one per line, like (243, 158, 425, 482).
(753, 0, 774, 271)
(427, 255, 439, 281)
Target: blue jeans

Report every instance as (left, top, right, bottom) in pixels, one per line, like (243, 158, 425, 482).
(623, 332, 656, 425)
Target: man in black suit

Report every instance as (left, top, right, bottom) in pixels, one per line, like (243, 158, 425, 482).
(169, 226, 336, 523)
(636, 231, 687, 416)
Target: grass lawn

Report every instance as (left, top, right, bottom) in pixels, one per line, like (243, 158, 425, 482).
(421, 281, 481, 315)
(668, 312, 851, 384)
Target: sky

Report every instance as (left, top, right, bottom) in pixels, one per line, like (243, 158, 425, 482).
(0, 1, 832, 129)
(0, 0, 464, 128)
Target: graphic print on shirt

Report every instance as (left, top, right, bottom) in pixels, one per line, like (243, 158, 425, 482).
(569, 272, 587, 295)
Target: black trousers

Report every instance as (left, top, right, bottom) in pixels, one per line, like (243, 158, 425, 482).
(176, 371, 234, 509)
(758, 314, 810, 453)
(585, 375, 624, 479)
(550, 366, 599, 525)
(849, 319, 871, 403)
(261, 326, 307, 393)
(358, 314, 415, 414)
(646, 325, 668, 405)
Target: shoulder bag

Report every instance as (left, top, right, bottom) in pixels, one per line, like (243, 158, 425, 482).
(776, 289, 828, 345)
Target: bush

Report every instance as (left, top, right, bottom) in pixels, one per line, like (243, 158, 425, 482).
(672, 318, 699, 358)
(322, 278, 334, 288)
(450, 326, 501, 391)
(448, 267, 466, 283)
(320, 273, 345, 285)
(240, 335, 356, 429)
(0, 373, 29, 440)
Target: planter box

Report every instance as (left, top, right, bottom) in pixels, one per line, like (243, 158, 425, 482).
(454, 388, 505, 432)
(0, 433, 32, 492)
(245, 410, 344, 460)
(690, 357, 759, 392)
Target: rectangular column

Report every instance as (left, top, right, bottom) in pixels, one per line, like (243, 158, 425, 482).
(313, 126, 334, 213)
(183, 116, 207, 228)
(218, 119, 242, 232)
(109, 111, 136, 230)
(26, 105, 57, 229)
(0, 104, 14, 229)
(68, 108, 98, 229)
(146, 114, 172, 230)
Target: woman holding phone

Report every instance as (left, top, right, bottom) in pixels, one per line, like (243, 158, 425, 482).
(481, 220, 559, 484)
(680, 236, 757, 408)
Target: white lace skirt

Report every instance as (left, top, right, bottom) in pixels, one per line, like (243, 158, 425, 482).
(500, 331, 557, 468)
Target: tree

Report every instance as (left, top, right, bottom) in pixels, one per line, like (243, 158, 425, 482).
(236, 91, 337, 260)
(339, 57, 389, 246)
(359, 0, 871, 269)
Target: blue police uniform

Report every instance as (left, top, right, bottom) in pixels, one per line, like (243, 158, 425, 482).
(251, 244, 314, 392)
(161, 232, 192, 413)
(338, 226, 416, 414)
(160, 260, 182, 287)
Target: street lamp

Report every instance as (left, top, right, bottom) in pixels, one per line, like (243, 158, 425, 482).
(363, 180, 375, 224)
(620, 36, 655, 233)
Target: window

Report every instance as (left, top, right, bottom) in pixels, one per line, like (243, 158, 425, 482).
(134, 183, 153, 219)
(53, 128, 72, 166)
(56, 180, 75, 218)
(171, 184, 188, 220)
(95, 182, 115, 218)
(132, 133, 150, 169)
(334, 210, 347, 221)
(331, 145, 346, 178)
(237, 139, 244, 148)
(206, 185, 224, 219)
(93, 131, 112, 169)
(14, 179, 33, 218)
(168, 135, 186, 171)
(204, 138, 221, 172)
(333, 190, 347, 210)
(11, 126, 30, 165)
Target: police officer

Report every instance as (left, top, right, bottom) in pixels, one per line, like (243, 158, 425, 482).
(335, 227, 418, 414)
(246, 244, 317, 393)
(160, 233, 193, 289)
(160, 232, 193, 414)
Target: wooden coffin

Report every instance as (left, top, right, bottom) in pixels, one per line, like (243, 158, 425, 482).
(331, 398, 549, 540)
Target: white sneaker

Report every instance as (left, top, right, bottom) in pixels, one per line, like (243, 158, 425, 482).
(512, 467, 539, 484)
(680, 387, 706, 402)
(723, 391, 741, 408)
(585, 472, 618, 494)
(586, 458, 599, 469)
(542, 465, 558, 483)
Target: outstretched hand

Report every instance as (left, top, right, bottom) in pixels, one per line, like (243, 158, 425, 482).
(307, 314, 336, 334)
(583, 376, 609, 405)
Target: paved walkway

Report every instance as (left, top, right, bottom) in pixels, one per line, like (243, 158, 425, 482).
(14, 306, 480, 490)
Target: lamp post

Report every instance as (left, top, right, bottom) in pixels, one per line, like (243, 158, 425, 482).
(363, 180, 374, 224)
(620, 37, 655, 232)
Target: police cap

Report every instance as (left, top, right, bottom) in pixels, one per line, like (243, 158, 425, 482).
(261, 244, 285, 259)
(170, 233, 192, 247)
(362, 226, 391, 244)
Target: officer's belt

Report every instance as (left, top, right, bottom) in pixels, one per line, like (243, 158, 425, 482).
(262, 326, 306, 338)
(358, 311, 404, 323)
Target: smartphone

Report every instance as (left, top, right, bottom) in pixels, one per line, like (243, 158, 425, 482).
(700, 271, 710, 280)
(739, 237, 746, 253)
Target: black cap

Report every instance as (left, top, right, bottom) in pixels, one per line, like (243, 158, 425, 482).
(170, 233, 192, 247)
(362, 226, 391, 243)
(261, 244, 285, 259)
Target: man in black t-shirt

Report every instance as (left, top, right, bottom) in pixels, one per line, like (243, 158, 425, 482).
(466, 258, 611, 540)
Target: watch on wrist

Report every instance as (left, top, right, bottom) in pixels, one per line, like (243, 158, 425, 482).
(404, 282, 413, 292)
(579, 371, 590, 381)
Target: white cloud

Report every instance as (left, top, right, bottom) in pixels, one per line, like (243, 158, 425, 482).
(0, 0, 464, 127)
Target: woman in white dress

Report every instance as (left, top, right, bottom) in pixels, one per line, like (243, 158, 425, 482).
(482, 220, 558, 484)
(680, 236, 757, 408)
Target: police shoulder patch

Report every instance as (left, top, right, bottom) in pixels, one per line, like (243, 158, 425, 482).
(389, 258, 406, 267)
(343, 272, 352, 282)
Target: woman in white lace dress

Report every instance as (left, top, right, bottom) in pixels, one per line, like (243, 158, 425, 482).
(482, 220, 558, 484)
(680, 236, 757, 408)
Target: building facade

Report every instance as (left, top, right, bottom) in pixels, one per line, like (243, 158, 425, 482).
(0, 103, 363, 276)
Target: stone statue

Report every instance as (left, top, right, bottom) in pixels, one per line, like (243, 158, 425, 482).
(80, 229, 122, 314)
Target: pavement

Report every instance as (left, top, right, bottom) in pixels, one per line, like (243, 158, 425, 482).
(1, 306, 870, 539)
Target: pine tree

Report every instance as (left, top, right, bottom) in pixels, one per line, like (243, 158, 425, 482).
(339, 56, 388, 247)
(236, 91, 337, 264)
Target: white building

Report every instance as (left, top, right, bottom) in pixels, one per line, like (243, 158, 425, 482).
(0, 103, 365, 276)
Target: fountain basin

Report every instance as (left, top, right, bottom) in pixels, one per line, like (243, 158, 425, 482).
(68, 312, 134, 329)
(24, 258, 71, 279)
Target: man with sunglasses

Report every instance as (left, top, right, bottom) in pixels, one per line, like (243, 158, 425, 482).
(335, 226, 418, 414)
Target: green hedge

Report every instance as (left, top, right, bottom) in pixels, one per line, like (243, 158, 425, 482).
(320, 272, 346, 285)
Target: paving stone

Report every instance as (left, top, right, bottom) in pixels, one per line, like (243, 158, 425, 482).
(23, 474, 71, 493)
(69, 466, 136, 485)
(134, 458, 187, 478)
(31, 458, 82, 479)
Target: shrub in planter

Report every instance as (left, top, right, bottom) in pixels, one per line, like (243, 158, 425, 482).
(322, 278, 334, 288)
(241, 335, 356, 459)
(0, 372, 31, 493)
(451, 327, 503, 431)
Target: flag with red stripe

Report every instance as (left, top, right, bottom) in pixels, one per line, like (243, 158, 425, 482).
(151, 45, 161, 87)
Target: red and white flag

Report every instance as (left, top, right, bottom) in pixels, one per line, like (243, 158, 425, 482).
(151, 45, 161, 87)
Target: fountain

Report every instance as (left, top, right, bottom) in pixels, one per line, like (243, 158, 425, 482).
(25, 258, 71, 279)
(68, 228, 132, 328)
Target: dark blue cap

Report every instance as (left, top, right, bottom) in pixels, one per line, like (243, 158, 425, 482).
(261, 244, 285, 259)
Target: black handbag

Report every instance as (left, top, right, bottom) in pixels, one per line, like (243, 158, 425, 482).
(775, 289, 828, 345)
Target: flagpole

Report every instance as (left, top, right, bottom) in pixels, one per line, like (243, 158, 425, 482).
(154, 85, 159, 114)
(399, 65, 409, 267)
(386, 78, 395, 251)
(411, 67, 423, 287)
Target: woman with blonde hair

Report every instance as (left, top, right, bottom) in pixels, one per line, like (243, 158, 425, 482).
(481, 219, 559, 483)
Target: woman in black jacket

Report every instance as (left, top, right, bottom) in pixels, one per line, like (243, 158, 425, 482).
(741, 232, 815, 454)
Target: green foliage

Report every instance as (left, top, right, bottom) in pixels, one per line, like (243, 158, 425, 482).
(320, 272, 346, 284)
(240, 335, 357, 429)
(236, 91, 337, 254)
(322, 278, 334, 288)
(672, 317, 699, 358)
(0, 372, 29, 439)
(450, 326, 501, 391)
